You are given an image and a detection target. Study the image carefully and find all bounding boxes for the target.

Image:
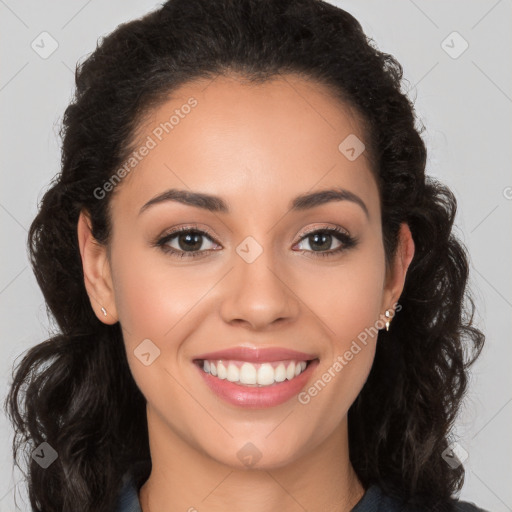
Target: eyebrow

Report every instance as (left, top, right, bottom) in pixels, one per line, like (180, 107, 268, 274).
(138, 186, 369, 219)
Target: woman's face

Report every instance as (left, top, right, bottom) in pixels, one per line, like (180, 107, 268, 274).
(79, 74, 413, 469)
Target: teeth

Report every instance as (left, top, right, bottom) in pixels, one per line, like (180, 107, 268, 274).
(217, 361, 227, 379)
(257, 363, 275, 386)
(227, 362, 239, 382)
(201, 360, 308, 387)
(240, 362, 257, 384)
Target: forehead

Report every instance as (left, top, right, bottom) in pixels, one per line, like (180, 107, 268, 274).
(109, 74, 379, 223)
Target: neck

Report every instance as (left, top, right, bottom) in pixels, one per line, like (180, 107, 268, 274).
(139, 405, 365, 512)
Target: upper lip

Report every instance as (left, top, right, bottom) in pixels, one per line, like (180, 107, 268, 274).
(193, 346, 318, 363)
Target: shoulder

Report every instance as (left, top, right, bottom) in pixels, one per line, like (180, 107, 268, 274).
(450, 500, 490, 512)
(352, 484, 490, 512)
(114, 472, 142, 512)
(114, 477, 490, 512)
(114, 461, 150, 512)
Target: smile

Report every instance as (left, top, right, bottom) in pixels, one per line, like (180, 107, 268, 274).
(196, 359, 312, 387)
(193, 357, 320, 408)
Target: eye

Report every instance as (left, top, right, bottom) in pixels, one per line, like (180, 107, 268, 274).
(153, 225, 358, 260)
(293, 227, 358, 258)
(155, 226, 220, 259)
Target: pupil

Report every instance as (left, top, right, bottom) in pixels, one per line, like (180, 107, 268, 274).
(311, 233, 331, 251)
(179, 232, 202, 251)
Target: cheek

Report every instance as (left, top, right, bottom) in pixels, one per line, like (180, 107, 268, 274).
(110, 238, 210, 341)
(110, 244, 204, 405)
(297, 244, 385, 345)
(294, 252, 384, 437)
(332, 264, 384, 342)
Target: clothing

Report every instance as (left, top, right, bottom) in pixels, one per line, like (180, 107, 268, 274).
(114, 469, 489, 512)
(114, 470, 143, 512)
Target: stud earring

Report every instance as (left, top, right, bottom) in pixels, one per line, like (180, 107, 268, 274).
(101, 307, 107, 317)
(385, 309, 392, 331)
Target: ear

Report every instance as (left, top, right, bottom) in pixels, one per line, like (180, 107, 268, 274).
(380, 222, 415, 318)
(77, 209, 118, 324)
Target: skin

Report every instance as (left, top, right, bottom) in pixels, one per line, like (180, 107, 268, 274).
(78, 74, 415, 512)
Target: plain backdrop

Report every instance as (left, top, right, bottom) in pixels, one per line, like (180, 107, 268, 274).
(1, 1, 511, 511)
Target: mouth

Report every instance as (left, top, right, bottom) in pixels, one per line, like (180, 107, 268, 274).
(193, 358, 319, 387)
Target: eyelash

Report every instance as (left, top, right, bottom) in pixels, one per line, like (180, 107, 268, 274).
(154, 225, 358, 259)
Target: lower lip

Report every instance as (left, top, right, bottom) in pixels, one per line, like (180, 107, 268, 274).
(194, 359, 319, 409)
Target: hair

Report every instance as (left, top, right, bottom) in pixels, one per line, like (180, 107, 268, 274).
(4, 1, 485, 511)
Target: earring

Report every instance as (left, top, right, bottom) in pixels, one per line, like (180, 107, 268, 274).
(101, 307, 107, 317)
(385, 309, 392, 331)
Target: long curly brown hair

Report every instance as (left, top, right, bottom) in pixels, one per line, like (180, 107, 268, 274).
(4, 1, 485, 511)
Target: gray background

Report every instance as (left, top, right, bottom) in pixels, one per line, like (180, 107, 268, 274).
(1, 1, 511, 510)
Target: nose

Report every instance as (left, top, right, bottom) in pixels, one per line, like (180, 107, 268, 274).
(219, 246, 300, 331)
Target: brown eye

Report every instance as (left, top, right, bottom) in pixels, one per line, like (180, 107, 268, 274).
(156, 228, 220, 259)
(293, 227, 358, 258)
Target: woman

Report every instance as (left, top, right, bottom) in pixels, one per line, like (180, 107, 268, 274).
(5, 0, 488, 511)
